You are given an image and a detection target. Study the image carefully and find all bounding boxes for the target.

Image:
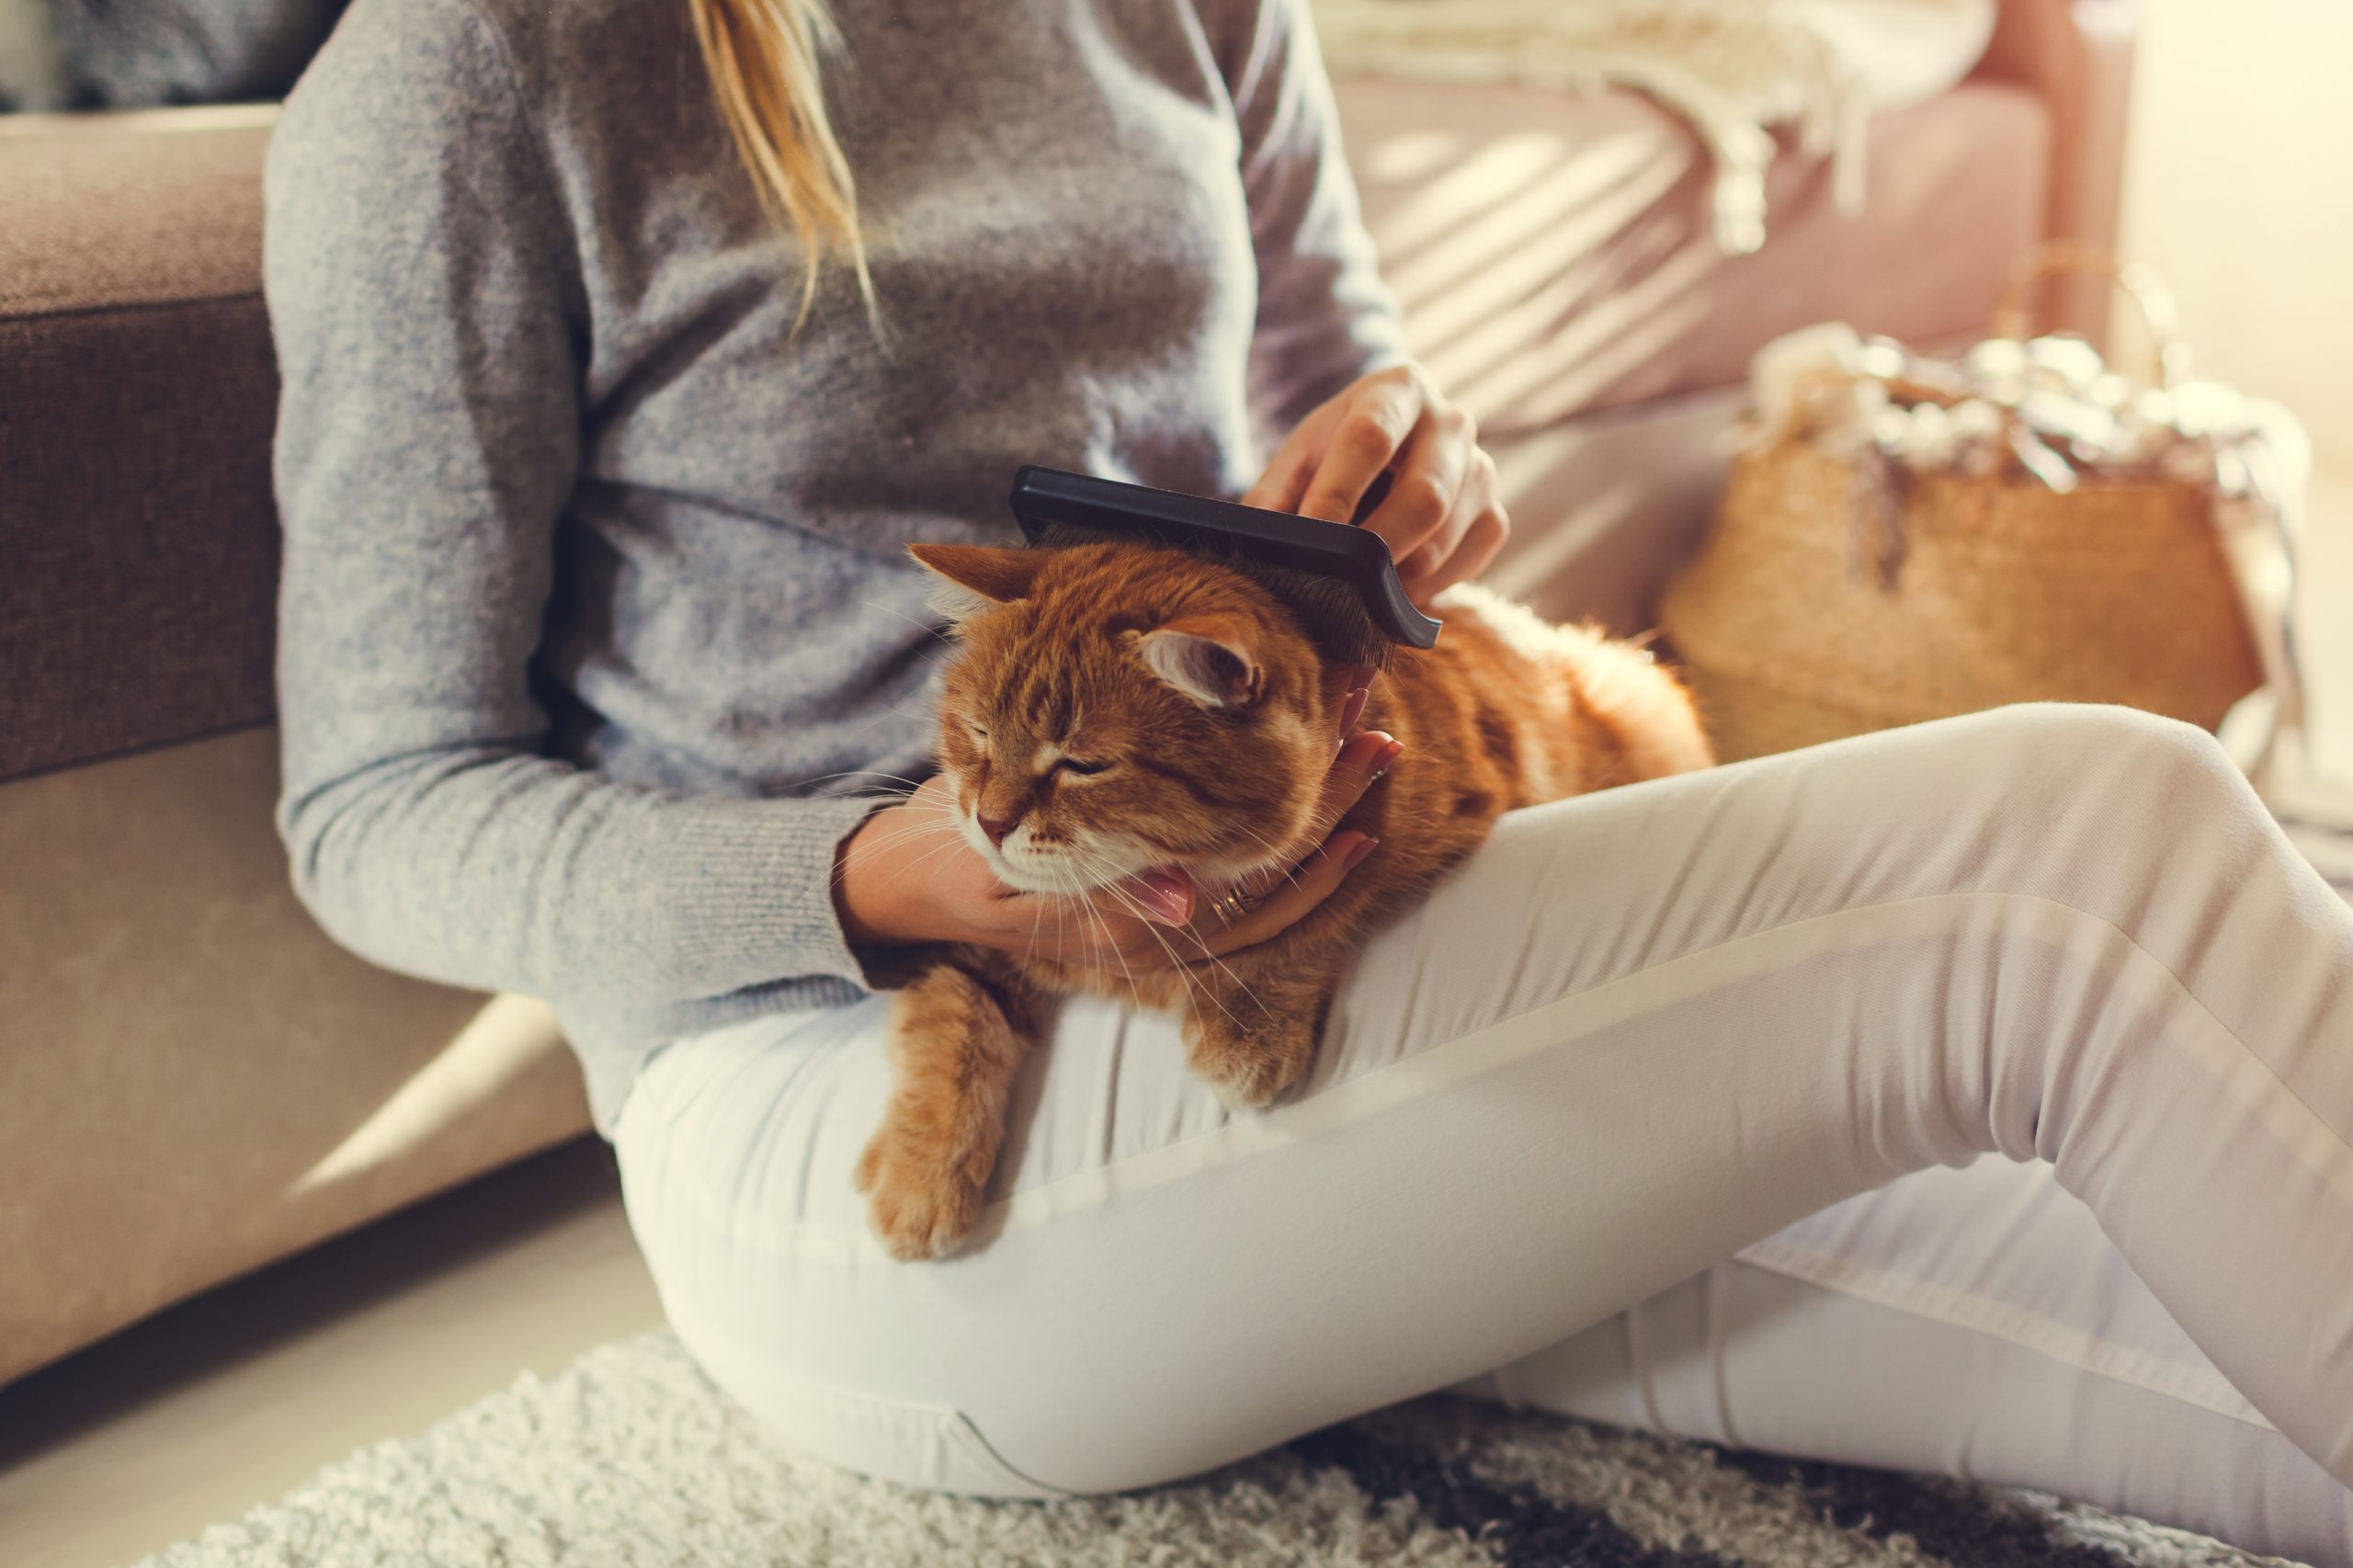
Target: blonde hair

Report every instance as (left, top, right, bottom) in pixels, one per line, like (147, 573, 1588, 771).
(687, 0, 877, 327)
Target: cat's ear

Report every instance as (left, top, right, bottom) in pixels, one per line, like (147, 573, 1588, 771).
(1132, 614, 1265, 708)
(907, 544, 1047, 625)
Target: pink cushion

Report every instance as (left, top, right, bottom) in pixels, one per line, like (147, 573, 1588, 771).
(1334, 77, 2051, 436)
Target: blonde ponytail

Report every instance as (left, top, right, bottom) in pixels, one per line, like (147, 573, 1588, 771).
(688, 0, 876, 327)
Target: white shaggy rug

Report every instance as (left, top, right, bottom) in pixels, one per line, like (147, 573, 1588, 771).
(132, 1327, 2302, 1567)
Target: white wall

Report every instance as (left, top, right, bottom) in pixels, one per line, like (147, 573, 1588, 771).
(2118, 0, 2353, 462)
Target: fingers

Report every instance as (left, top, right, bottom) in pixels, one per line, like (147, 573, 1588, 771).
(1201, 829, 1379, 955)
(1197, 728, 1397, 956)
(1293, 369, 1426, 524)
(1306, 728, 1399, 842)
(1409, 505, 1507, 603)
(1400, 450, 1508, 604)
(1243, 369, 1506, 611)
(1360, 404, 1471, 570)
(1241, 414, 1323, 514)
(1329, 662, 1375, 753)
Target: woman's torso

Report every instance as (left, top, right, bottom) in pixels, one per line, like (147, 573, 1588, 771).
(499, 0, 1274, 794)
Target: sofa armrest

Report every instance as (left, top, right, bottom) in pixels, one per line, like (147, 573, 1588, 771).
(1976, 0, 2140, 339)
(0, 108, 280, 783)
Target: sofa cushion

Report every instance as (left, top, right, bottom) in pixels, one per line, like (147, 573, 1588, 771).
(1336, 77, 2051, 437)
(0, 726, 592, 1388)
(0, 109, 278, 784)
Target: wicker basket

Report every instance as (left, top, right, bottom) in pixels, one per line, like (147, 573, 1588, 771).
(1661, 247, 2266, 762)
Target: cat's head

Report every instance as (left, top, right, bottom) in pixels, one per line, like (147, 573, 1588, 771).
(909, 540, 1334, 897)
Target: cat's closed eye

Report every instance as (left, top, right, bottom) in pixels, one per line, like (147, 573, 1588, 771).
(1054, 757, 1114, 778)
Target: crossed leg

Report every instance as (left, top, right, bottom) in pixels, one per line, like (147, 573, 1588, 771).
(614, 704, 2353, 1562)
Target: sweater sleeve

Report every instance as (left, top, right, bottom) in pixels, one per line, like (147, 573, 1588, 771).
(262, 0, 887, 1014)
(1224, 0, 1413, 444)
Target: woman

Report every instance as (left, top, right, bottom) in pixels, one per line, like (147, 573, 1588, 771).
(261, 0, 2353, 1557)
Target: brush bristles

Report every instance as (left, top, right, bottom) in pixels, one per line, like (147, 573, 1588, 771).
(1025, 520, 1394, 672)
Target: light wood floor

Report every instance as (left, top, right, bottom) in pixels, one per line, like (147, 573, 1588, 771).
(0, 1141, 661, 1568)
(4, 472, 2347, 1568)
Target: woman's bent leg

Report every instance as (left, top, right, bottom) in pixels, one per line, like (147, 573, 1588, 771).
(613, 705, 2353, 1555)
(1464, 1156, 2352, 1562)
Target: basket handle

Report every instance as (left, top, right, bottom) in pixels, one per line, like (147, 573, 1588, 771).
(1992, 240, 2191, 390)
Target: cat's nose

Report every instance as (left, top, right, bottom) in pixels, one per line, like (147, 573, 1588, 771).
(977, 811, 1017, 846)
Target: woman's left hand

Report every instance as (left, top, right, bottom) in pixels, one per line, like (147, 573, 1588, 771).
(1243, 363, 1510, 605)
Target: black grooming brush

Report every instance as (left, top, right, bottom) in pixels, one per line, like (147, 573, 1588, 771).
(1006, 466, 1441, 669)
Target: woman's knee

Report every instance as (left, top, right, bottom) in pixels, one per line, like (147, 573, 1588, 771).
(1959, 699, 2212, 762)
(1938, 702, 2252, 821)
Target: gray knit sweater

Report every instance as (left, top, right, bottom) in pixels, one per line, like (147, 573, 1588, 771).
(262, 0, 1404, 1131)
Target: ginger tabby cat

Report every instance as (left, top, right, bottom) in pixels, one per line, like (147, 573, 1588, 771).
(855, 540, 1713, 1258)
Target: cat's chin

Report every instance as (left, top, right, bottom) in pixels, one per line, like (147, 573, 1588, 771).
(980, 839, 1132, 897)
(990, 846, 1181, 900)
(989, 858, 1083, 896)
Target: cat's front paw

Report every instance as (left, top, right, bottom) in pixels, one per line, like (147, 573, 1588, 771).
(1188, 1026, 1314, 1112)
(855, 1134, 984, 1262)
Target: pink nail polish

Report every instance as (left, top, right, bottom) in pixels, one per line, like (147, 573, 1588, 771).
(1341, 836, 1379, 873)
(1337, 686, 1370, 736)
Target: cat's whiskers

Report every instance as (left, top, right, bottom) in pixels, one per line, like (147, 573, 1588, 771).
(738, 778, 959, 926)
(1023, 876, 1050, 967)
(1070, 845, 1263, 1026)
(1085, 873, 1211, 1003)
(848, 806, 961, 857)
(1056, 863, 1122, 979)
(1091, 876, 1262, 1027)
(869, 830, 976, 893)
(858, 597, 959, 651)
(836, 801, 972, 899)
(1060, 860, 1142, 1003)
(776, 769, 930, 793)
(844, 800, 962, 860)
(1217, 823, 1311, 896)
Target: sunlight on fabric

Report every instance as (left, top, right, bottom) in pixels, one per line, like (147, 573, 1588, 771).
(0, 102, 278, 139)
(1353, 123, 1711, 435)
(1392, 138, 1673, 316)
(1370, 131, 1594, 261)
(1448, 244, 1718, 424)
(1359, 129, 1470, 187)
(1485, 475, 1649, 604)
(292, 994, 569, 1195)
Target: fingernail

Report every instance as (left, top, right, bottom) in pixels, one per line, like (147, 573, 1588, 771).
(1344, 731, 1395, 769)
(1336, 685, 1370, 738)
(1340, 835, 1379, 873)
(1131, 869, 1192, 926)
(1370, 740, 1404, 778)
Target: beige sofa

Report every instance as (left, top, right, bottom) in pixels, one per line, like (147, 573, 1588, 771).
(0, 0, 2132, 1389)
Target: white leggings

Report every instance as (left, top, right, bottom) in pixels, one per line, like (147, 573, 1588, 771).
(610, 705, 2353, 1565)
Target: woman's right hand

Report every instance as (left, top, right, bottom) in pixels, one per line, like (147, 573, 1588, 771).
(835, 722, 1397, 974)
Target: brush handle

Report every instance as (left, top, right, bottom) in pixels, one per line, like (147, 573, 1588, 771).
(1006, 467, 1442, 651)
